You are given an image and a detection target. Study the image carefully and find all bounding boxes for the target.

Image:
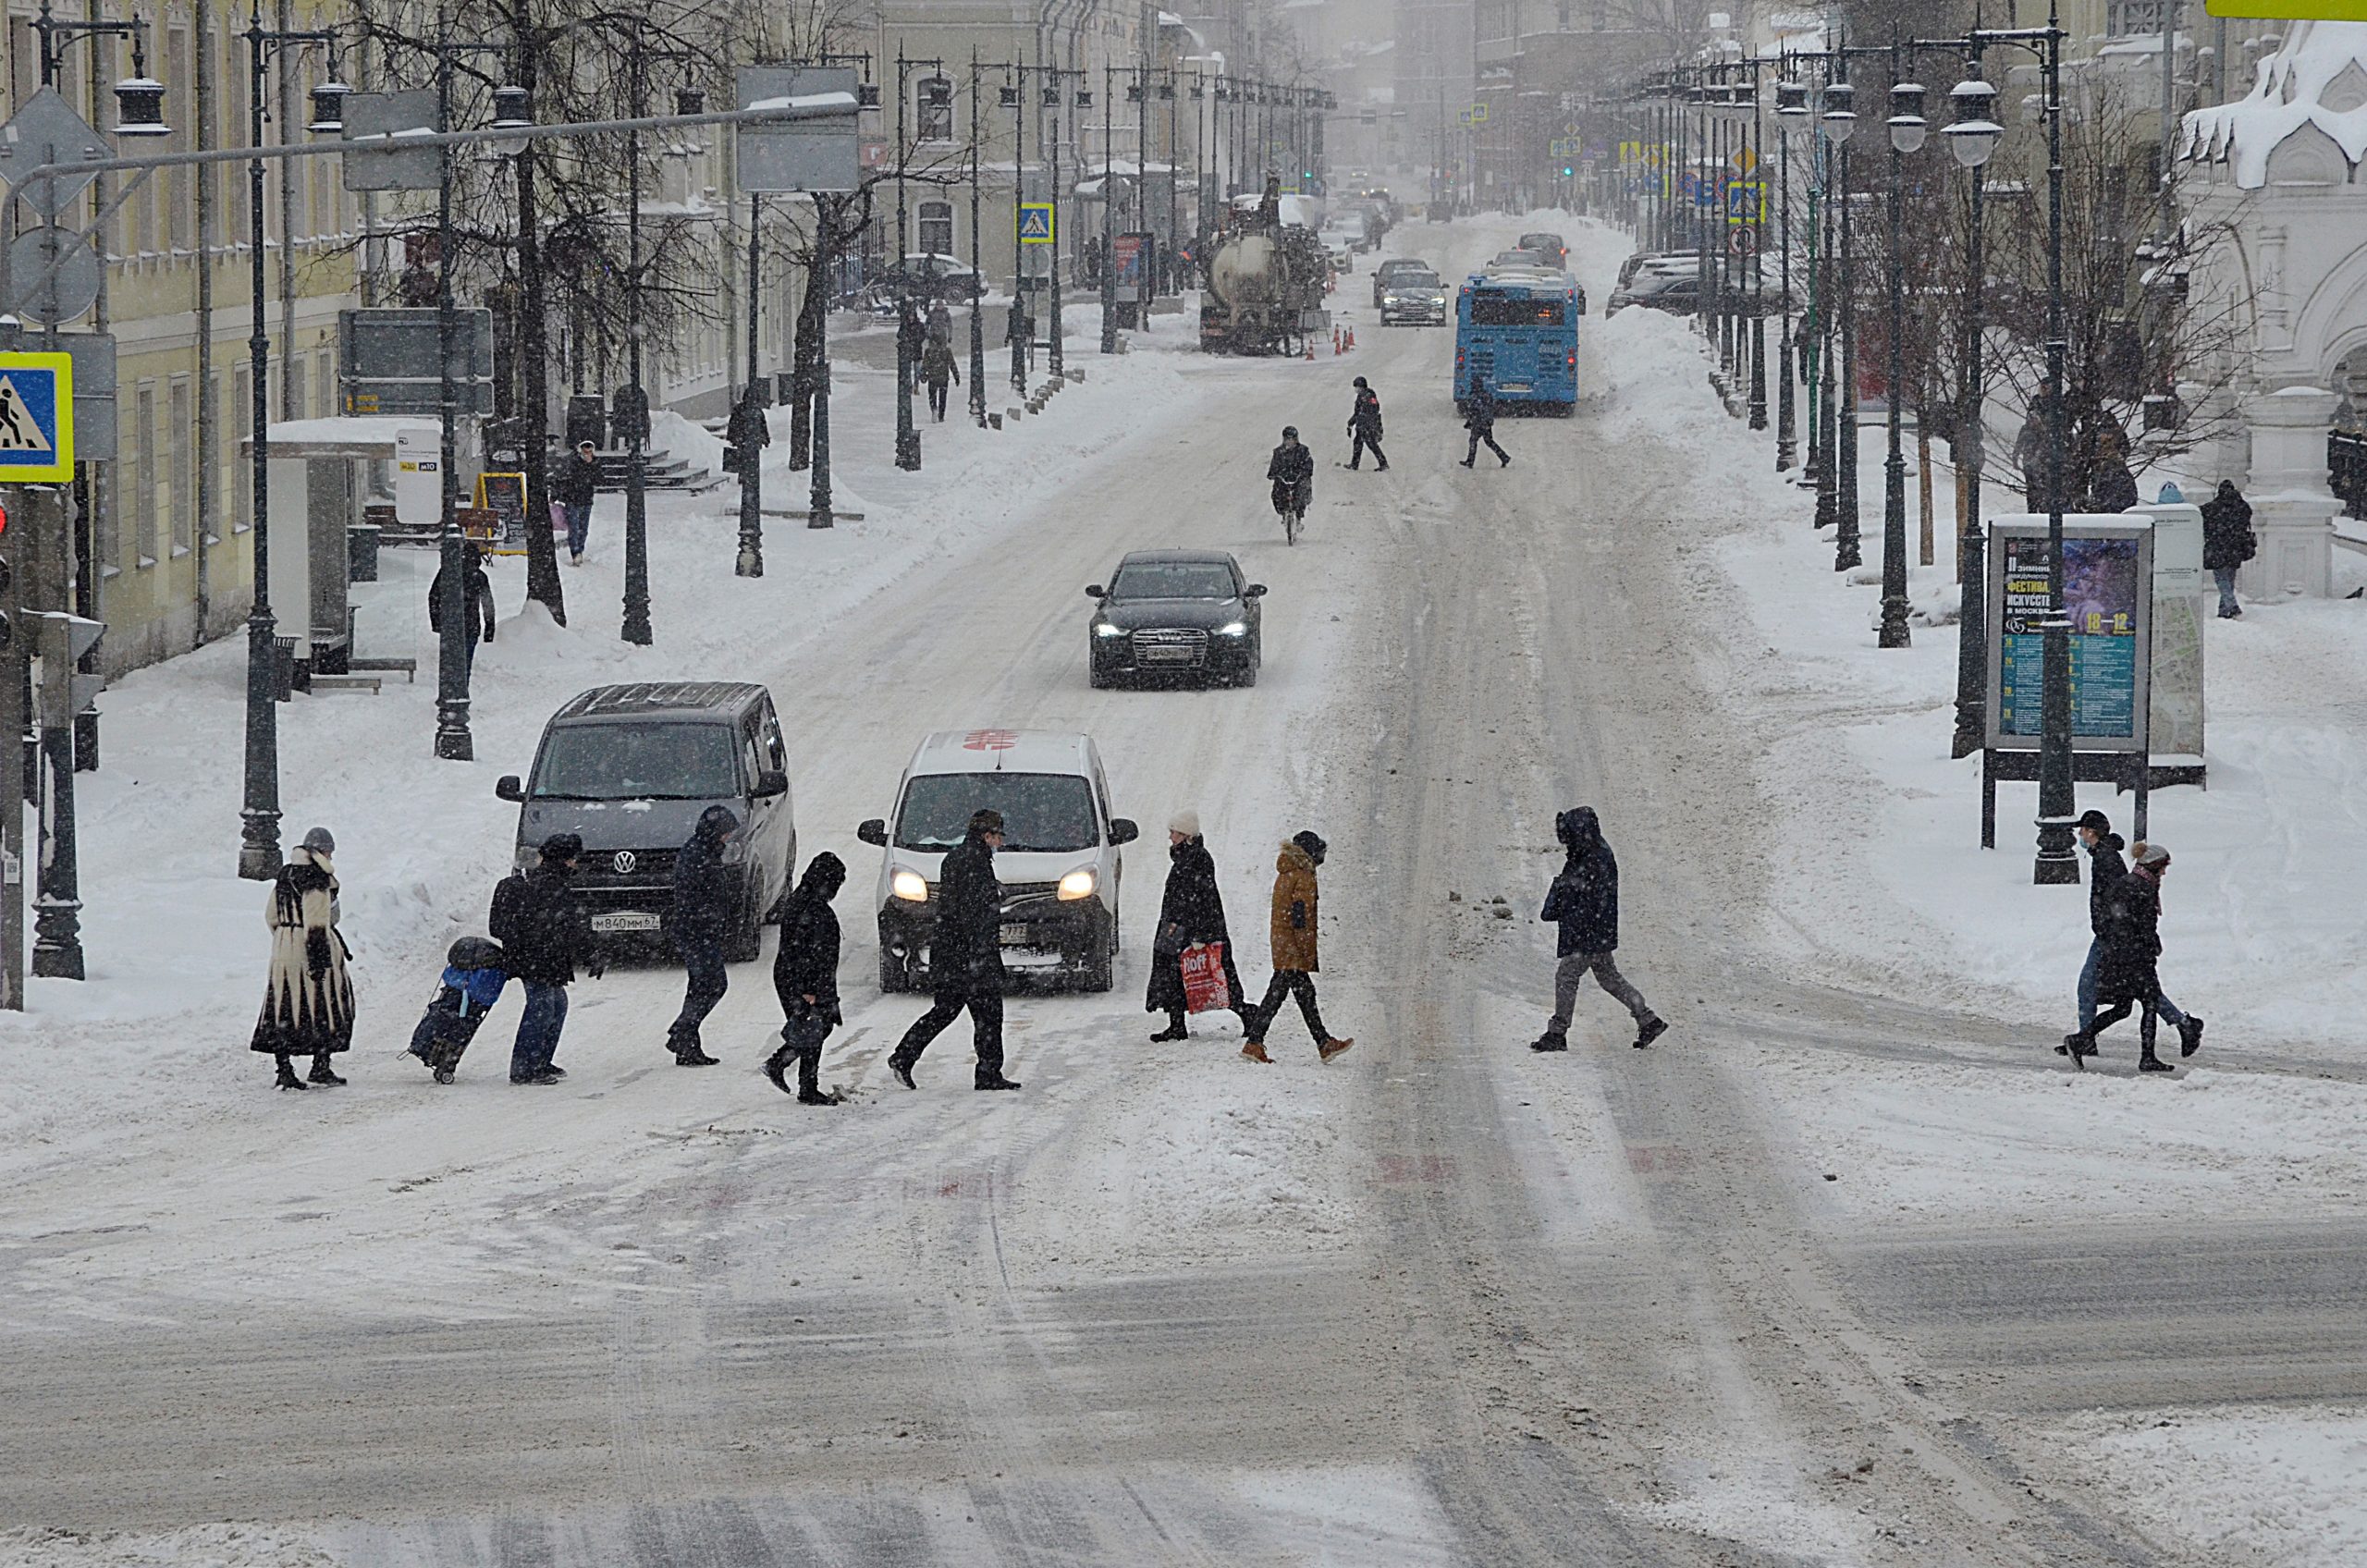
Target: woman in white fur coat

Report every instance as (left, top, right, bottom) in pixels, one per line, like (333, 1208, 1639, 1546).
(250, 826, 356, 1090)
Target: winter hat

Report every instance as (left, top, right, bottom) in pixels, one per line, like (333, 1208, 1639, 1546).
(2131, 841, 2170, 867)
(801, 851, 847, 900)
(1353, 375, 1368, 388)
(2076, 810, 2113, 836)
(971, 808, 1006, 835)
(695, 803, 741, 843)
(541, 831, 584, 863)
(1291, 829, 1328, 866)
(299, 826, 337, 858)
(1170, 808, 1201, 839)
(1282, 425, 1299, 440)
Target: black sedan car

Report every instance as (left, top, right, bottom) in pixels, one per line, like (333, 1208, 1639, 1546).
(1087, 550, 1265, 689)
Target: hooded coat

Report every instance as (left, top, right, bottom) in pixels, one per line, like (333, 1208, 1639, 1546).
(1350, 386, 1384, 438)
(250, 847, 356, 1056)
(2097, 863, 2164, 1005)
(774, 854, 846, 1023)
(667, 805, 742, 945)
(1464, 383, 1499, 434)
(1540, 807, 1619, 956)
(1268, 839, 1321, 973)
(2085, 831, 2128, 937)
(490, 861, 593, 986)
(932, 825, 1007, 991)
(1147, 836, 1232, 1012)
(922, 337, 961, 386)
(2200, 482, 2256, 571)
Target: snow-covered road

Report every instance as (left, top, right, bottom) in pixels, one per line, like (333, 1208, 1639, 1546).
(3, 216, 2361, 1568)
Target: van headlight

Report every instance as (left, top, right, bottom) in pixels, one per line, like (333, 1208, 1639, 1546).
(1057, 867, 1098, 900)
(891, 869, 929, 902)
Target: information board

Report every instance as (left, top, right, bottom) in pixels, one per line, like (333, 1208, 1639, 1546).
(475, 471, 529, 555)
(1984, 520, 2153, 753)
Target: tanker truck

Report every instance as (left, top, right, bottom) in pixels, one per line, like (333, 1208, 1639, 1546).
(1199, 179, 1331, 355)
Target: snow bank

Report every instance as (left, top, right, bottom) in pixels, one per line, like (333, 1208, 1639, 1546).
(2060, 1406, 2367, 1568)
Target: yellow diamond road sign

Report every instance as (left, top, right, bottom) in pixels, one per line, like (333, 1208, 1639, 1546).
(0, 351, 73, 483)
(2206, 1, 2367, 16)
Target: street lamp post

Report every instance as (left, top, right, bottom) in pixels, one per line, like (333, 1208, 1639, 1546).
(1776, 73, 1804, 469)
(1745, 73, 1767, 433)
(2028, 6, 2078, 884)
(737, 190, 764, 576)
(892, 54, 922, 472)
(1046, 68, 1064, 376)
(967, 55, 987, 423)
(1100, 64, 1117, 355)
(1820, 77, 1857, 561)
(1878, 64, 1928, 649)
(1944, 71, 2001, 756)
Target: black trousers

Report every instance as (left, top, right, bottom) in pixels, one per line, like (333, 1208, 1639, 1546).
(1349, 430, 1387, 469)
(927, 381, 950, 420)
(1248, 970, 1328, 1046)
(2092, 988, 2162, 1054)
(1465, 428, 1508, 464)
(669, 937, 729, 1051)
(892, 986, 1005, 1082)
(768, 1015, 834, 1096)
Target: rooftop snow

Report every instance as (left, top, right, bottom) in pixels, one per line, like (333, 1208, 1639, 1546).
(2181, 20, 2367, 189)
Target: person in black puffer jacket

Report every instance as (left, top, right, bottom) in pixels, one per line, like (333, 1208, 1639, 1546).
(889, 810, 1022, 1091)
(2066, 811, 2201, 1062)
(2200, 480, 2254, 619)
(2085, 841, 2190, 1073)
(1146, 809, 1251, 1041)
(1532, 806, 1664, 1052)
(663, 804, 742, 1067)
(489, 833, 602, 1084)
(767, 851, 847, 1104)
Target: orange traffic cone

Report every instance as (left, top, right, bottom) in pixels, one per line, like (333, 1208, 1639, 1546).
(1332, 326, 1343, 355)
(1304, 338, 1316, 361)
(1346, 325, 1356, 350)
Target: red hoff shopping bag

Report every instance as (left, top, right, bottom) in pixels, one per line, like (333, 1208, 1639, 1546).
(1179, 942, 1230, 1013)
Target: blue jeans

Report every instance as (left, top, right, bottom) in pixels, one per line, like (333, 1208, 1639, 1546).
(511, 981, 569, 1080)
(2079, 937, 2184, 1033)
(2214, 565, 2240, 616)
(564, 503, 593, 557)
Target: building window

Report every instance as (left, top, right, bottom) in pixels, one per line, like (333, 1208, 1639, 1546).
(134, 386, 158, 566)
(170, 380, 192, 554)
(288, 355, 308, 422)
(205, 373, 226, 544)
(918, 75, 955, 142)
(917, 200, 954, 257)
(2107, 1, 2166, 35)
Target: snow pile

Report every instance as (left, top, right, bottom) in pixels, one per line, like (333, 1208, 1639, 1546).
(2064, 1407, 2367, 1567)
(0, 1525, 332, 1567)
(2182, 21, 2367, 187)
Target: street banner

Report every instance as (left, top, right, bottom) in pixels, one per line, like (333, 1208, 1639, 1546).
(1985, 520, 2155, 753)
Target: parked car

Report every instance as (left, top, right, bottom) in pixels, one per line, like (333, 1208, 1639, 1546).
(1517, 230, 1569, 268)
(870, 252, 987, 306)
(1087, 549, 1266, 688)
(1607, 270, 1700, 317)
(858, 729, 1138, 992)
(1618, 249, 1697, 288)
(1372, 256, 1436, 308)
(1378, 267, 1449, 326)
(496, 682, 798, 963)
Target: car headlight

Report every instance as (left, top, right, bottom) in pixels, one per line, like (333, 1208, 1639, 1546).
(1057, 867, 1098, 901)
(1094, 621, 1127, 638)
(1215, 621, 1249, 637)
(891, 869, 929, 902)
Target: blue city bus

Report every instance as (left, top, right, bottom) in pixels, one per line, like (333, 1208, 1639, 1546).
(1453, 274, 1580, 417)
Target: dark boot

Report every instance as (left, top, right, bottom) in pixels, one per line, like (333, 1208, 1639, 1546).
(763, 1047, 795, 1096)
(889, 1058, 917, 1090)
(2139, 1049, 2175, 1072)
(674, 1047, 720, 1067)
(308, 1054, 347, 1086)
(1149, 1011, 1189, 1043)
(275, 1054, 306, 1091)
(1634, 1016, 1668, 1049)
(1530, 1029, 1567, 1053)
(975, 1074, 1023, 1091)
(797, 1087, 842, 1106)
(2178, 1014, 2204, 1058)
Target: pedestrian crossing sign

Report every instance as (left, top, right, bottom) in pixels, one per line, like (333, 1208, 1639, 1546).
(1019, 202, 1056, 245)
(0, 352, 73, 484)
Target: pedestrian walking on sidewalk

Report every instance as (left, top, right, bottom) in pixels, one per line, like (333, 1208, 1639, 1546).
(1530, 807, 1665, 1053)
(1347, 376, 1389, 472)
(556, 440, 601, 566)
(2064, 813, 2201, 1065)
(1242, 831, 1354, 1065)
(426, 543, 496, 676)
(490, 833, 601, 1084)
(2078, 840, 2196, 1073)
(2201, 480, 2254, 619)
(1147, 810, 1250, 1041)
(767, 851, 848, 1105)
(889, 810, 1023, 1091)
(1460, 377, 1510, 468)
(922, 335, 961, 423)
(250, 826, 357, 1091)
(664, 805, 742, 1067)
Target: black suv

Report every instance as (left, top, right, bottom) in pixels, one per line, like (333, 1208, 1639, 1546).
(497, 682, 798, 962)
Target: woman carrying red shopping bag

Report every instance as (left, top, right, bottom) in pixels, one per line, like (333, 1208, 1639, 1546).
(1147, 810, 1252, 1041)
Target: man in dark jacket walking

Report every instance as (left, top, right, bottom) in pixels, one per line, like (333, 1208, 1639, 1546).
(489, 833, 601, 1084)
(1461, 378, 1509, 468)
(2080, 841, 2197, 1073)
(1147, 809, 1250, 1040)
(427, 543, 496, 675)
(2200, 480, 2254, 619)
(2065, 811, 2201, 1061)
(921, 335, 961, 422)
(1347, 376, 1389, 472)
(1532, 807, 1665, 1051)
(889, 809, 1022, 1090)
(556, 440, 601, 566)
(767, 851, 847, 1104)
(664, 805, 741, 1067)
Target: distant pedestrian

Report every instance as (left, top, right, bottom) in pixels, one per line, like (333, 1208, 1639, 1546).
(889, 809, 1023, 1091)
(767, 851, 848, 1105)
(427, 543, 496, 674)
(250, 826, 356, 1091)
(2064, 811, 2201, 1064)
(1531, 807, 1665, 1052)
(1006, 299, 1035, 380)
(1461, 378, 1509, 468)
(1242, 830, 1354, 1065)
(1347, 376, 1389, 472)
(489, 832, 600, 1084)
(2086, 423, 2140, 511)
(2201, 480, 2254, 619)
(922, 335, 961, 423)
(2081, 840, 2197, 1073)
(1147, 810, 1250, 1041)
(729, 386, 770, 478)
(557, 440, 601, 566)
(664, 805, 741, 1067)
(926, 298, 954, 348)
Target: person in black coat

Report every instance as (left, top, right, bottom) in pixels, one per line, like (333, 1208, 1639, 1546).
(2200, 480, 2254, 619)
(489, 833, 601, 1084)
(1532, 807, 1664, 1052)
(1268, 427, 1314, 520)
(427, 544, 496, 675)
(1461, 378, 1509, 468)
(555, 440, 601, 565)
(2066, 811, 2201, 1062)
(663, 805, 741, 1067)
(1146, 810, 1251, 1041)
(889, 810, 1021, 1091)
(2083, 841, 2193, 1073)
(1347, 376, 1389, 472)
(767, 851, 847, 1104)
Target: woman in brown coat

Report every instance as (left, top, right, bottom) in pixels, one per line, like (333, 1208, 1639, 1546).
(1242, 831, 1353, 1064)
(250, 826, 357, 1090)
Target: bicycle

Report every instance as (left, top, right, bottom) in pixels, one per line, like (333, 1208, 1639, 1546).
(1276, 476, 1312, 546)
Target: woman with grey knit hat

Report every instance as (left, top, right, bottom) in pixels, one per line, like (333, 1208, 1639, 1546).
(249, 827, 356, 1090)
(1147, 809, 1250, 1041)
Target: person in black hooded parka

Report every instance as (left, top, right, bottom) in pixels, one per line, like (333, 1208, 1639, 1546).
(663, 804, 741, 1067)
(767, 851, 847, 1104)
(1532, 806, 1665, 1052)
(1146, 809, 1251, 1041)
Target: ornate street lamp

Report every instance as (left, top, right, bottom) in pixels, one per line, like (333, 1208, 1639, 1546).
(1945, 74, 2002, 755)
(1878, 74, 1927, 648)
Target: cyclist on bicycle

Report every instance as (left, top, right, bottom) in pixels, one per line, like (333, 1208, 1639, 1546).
(1268, 426, 1314, 521)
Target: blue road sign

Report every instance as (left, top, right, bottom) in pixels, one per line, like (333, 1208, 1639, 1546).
(0, 352, 73, 483)
(1019, 202, 1056, 244)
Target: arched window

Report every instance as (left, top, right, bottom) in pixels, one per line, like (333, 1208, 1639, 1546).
(918, 200, 955, 257)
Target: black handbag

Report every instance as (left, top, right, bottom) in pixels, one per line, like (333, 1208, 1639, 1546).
(780, 1003, 830, 1055)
